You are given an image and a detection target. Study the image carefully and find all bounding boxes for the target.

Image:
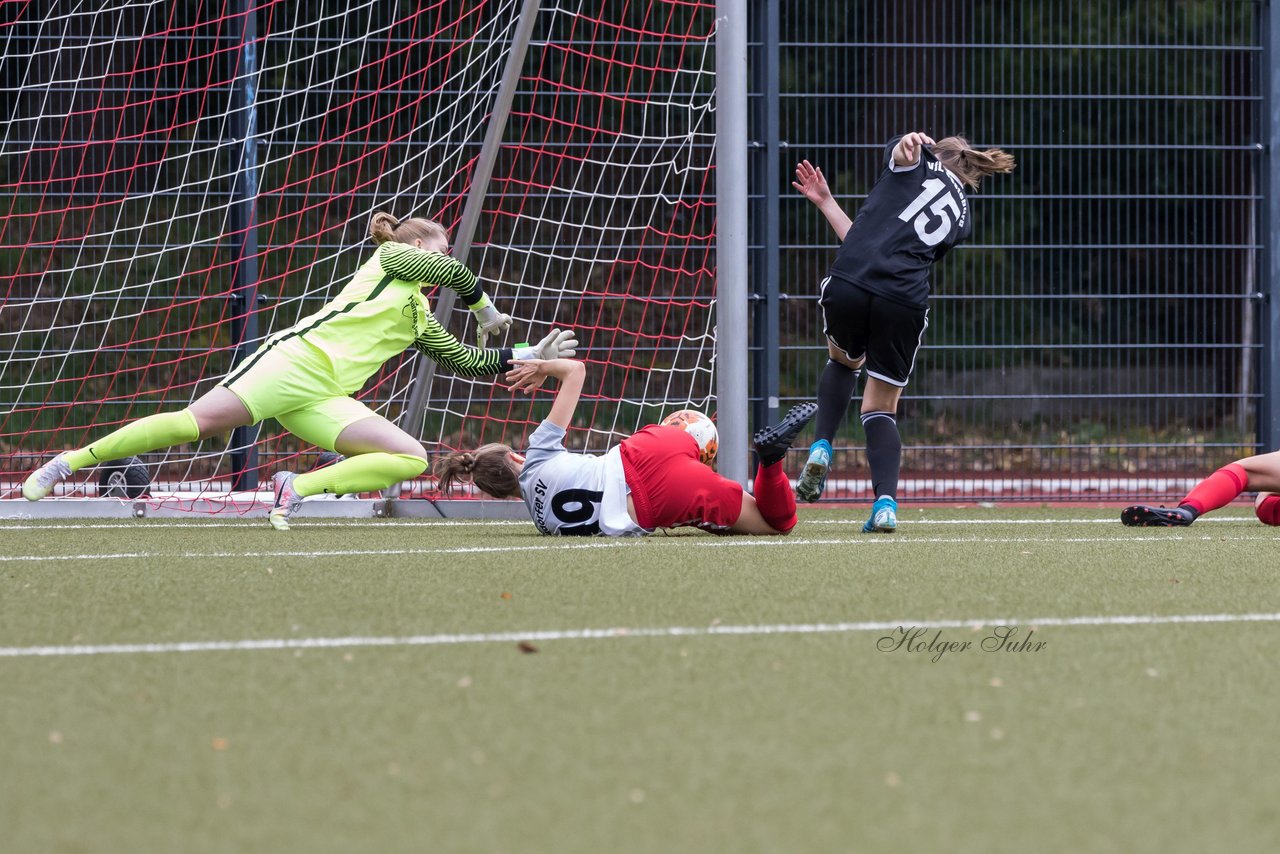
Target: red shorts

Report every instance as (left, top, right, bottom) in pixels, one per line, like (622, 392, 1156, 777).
(619, 425, 744, 531)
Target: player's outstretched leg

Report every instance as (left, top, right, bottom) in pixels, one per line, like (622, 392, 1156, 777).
(752, 403, 818, 533)
(1121, 462, 1249, 527)
(861, 410, 901, 533)
(22, 409, 204, 501)
(754, 402, 819, 467)
(267, 410, 430, 530)
(797, 361, 859, 502)
(266, 453, 429, 530)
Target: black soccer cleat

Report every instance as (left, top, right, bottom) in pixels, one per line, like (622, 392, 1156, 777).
(753, 402, 819, 467)
(1120, 504, 1197, 527)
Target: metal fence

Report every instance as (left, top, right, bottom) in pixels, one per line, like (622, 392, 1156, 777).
(749, 0, 1271, 502)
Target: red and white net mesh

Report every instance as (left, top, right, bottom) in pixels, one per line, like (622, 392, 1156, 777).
(0, 0, 718, 510)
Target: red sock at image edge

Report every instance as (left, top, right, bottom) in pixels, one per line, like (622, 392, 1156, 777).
(753, 460, 797, 533)
(1256, 494, 1280, 526)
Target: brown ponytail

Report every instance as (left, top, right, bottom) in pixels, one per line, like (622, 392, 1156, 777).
(368, 211, 451, 248)
(433, 443, 522, 498)
(931, 136, 1015, 189)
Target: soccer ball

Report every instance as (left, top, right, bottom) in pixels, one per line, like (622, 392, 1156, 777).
(660, 409, 719, 466)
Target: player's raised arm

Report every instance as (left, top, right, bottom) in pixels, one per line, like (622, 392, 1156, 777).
(505, 357, 586, 430)
(411, 311, 509, 377)
(793, 159, 853, 240)
(412, 316, 577, 378)
(377, 240, 513, 347)
(891, 131, 935, 168)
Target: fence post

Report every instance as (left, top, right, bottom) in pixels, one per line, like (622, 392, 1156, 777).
(716, 0, 750, 486)
(750, 0, 781, 433)
(227, 1, 260, 491)
(387, 0, 543, 500)
(1265, 2, 1280, 452)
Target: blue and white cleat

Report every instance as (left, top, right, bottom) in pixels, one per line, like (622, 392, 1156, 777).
(862, 496, 897, 534)
(795, 440, 831, 503)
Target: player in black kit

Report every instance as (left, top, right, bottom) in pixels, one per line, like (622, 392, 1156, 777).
(793, 132, 1015, 532)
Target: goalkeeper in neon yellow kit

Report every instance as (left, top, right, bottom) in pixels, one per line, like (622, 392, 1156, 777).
(23, 212, 578, 530)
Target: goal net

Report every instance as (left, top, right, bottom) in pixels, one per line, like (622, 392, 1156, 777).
(0, 0, 719, 511)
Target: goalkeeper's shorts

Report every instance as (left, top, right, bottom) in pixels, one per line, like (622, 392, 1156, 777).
(619, 425, 743, 532)
(220, 336, 376, 451)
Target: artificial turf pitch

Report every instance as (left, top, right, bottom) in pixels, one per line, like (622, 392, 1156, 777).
(2, 506, 1279, 854)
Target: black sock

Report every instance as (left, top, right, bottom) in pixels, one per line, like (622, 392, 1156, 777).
(816, 360, 859, 442)
(861, 411, 901, 499)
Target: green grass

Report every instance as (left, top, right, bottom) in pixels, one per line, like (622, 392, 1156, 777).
(3, 507, 1279, 853)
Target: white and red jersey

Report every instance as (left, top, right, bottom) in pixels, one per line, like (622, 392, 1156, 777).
(619, 425, 743, 532)
(518, 420, 646, 537)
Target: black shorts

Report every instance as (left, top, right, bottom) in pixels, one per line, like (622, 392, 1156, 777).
(819, 276, 929, 387)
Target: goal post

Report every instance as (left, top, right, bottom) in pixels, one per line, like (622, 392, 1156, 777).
(713, 0, 750, 486)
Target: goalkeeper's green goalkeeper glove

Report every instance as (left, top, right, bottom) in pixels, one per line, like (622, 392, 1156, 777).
(513, 329, 579, 360)
(470, 296, 513, 348)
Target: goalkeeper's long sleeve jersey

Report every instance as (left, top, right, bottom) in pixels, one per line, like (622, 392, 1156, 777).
(265, 242, 511, 394)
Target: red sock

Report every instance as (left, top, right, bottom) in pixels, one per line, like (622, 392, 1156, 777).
(1257, 494, 1280, 526)
(1180, 463, 1248, 515)
(753, 460, 797, 533)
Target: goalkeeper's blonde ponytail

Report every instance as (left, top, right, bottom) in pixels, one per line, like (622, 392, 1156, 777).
(434, 444, 521, 498)
(369, 211, 400, 244)
(369, 210, 450, 247)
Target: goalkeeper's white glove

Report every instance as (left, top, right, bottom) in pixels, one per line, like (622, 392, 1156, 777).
(513, 328, 579, 360)
(471, 297, 513, 348)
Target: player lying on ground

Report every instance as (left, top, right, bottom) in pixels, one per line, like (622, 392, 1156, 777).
(1121, 451, 1280, 527)
(434, 358, 818, 536)
(792, 133, 1015, 533)
(23, 212, 577, 530)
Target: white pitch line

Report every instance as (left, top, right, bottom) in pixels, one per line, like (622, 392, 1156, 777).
(2, 532, 1273, 563)
(808, 517, 1260, 526)
(3, 611, 1279, 658)
(0, 553, 156, 562)
(0, 541, 631, 562)
(0, 520, 531, 531)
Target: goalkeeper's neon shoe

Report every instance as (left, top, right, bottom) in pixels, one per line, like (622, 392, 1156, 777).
(23, 453, 73, 501)
(795, 440, 831, 503)
(862, 496, 898, 534)
(269, 471, 304, 531)
(1120, 504, 1196, 527)
(753, 402, 818, 467)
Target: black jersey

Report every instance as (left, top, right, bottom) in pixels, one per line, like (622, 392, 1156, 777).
(827, 136, 972, 308)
